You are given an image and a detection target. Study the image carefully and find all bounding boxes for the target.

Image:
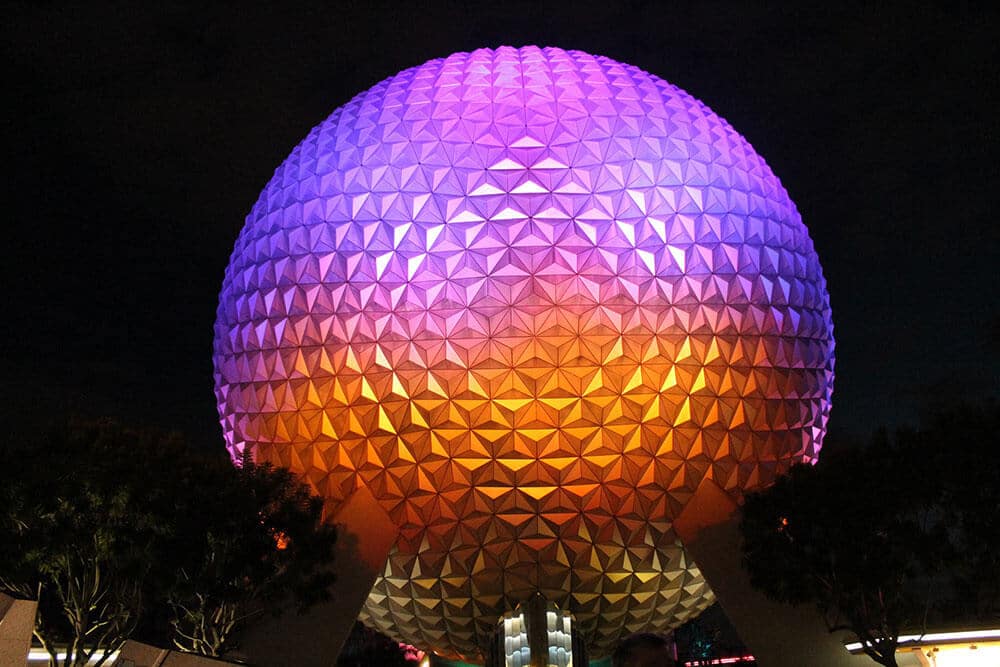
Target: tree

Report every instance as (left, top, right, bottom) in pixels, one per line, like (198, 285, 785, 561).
(674, 604, 754, 667)
(0, 420, 181, 666)
(336, 622, 421, 667)
(165, 457, 337, 657)
(682, 619, 720, 666)
(0, 418, 337, 664)
(918, 401, 1000, 622)
(740, 429, 950, 667)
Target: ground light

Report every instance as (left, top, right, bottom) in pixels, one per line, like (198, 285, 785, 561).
(844, 629, 1000, 667)
(27, 648, 120, 663)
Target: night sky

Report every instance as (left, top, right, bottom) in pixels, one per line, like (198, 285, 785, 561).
(4, 2, 998, 448)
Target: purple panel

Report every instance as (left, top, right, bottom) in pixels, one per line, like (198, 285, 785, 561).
(213, 46, 834, 659)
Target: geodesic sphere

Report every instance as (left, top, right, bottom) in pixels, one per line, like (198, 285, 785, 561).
(213, 46, 834, 661)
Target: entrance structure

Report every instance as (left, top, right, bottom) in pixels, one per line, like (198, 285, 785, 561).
(213, 46, 835, 663)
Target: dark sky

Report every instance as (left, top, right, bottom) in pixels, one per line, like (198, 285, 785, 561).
(3, 1, 998, 448)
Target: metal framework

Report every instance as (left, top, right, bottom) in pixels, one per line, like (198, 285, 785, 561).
(213, 46, 835, 661)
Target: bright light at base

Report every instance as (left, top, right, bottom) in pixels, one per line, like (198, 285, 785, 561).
(845, 629, 1000, 667)
(28, 648, 120, 663)
(927, 645, 1000, 667)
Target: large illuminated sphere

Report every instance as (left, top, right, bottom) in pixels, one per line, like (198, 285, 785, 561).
(213, 46, 834, 660)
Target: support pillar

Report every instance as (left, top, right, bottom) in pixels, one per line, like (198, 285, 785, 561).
(485, 594, 585, 667)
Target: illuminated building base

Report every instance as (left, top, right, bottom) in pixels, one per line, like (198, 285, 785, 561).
(484, 595, 588, 667)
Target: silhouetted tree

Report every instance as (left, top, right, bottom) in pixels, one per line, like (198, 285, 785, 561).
(0, 420, 183, 666)
(165, 457, 337, 657)
(684, 619, 719, 666)
(918, 402, 1000, 622)
(0, 418, 337, 664)
(740, 428, 951, 667)
(336, 622, 420, 667)
(674, 604, 754, 666)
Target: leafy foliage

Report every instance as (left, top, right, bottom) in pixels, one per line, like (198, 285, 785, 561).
(740, 402, 999, 667)
(0, 418, 336, 664)
(0, 420, 182, 666)
(165, 457, 337, 656)
(921, 402, 1000, 622)
(674, 604, 753, 666)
